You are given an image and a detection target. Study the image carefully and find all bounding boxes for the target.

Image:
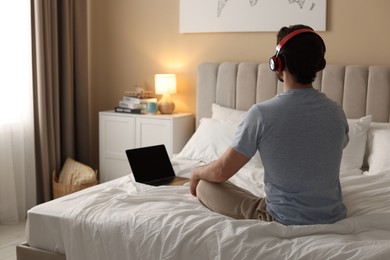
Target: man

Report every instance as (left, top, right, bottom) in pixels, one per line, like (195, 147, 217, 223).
(190, 24, 349, 225)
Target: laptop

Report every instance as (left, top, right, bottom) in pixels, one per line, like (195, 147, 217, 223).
(125, 144, 189, 186)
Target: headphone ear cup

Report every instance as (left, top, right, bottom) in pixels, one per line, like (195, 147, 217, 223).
(269, 55, 278, 71)
(269, 54, 286, 73)
(269, 55, 285, 73)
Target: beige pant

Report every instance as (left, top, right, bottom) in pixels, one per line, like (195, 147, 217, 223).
(197, 180, 274, 222)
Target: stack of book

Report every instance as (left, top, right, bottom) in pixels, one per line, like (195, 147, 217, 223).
(115, 90, 157, 114)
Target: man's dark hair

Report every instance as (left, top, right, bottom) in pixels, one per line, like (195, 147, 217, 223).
(277, 24, 326, 84)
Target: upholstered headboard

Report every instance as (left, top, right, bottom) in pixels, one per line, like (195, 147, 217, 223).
(196, 62, 390, 126)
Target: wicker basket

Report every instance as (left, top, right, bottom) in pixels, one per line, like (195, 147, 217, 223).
(52, 170, 98, 199)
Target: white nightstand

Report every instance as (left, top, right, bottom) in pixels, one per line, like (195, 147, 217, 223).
(99, 111, 194, 182)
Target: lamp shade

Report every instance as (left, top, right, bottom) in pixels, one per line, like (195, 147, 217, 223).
(155, 74, 177, 95)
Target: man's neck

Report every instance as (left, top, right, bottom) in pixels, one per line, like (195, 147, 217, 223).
(282, 70, 313, 91)
(284, 82, 313, 91)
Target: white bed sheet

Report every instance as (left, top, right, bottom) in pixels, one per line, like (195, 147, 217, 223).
(27, 157, 390, 259)
(26, 177, 129, 253)
(26, 158, 200, 253)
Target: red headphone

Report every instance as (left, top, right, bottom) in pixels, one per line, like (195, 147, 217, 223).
(269, 28, 326, 73)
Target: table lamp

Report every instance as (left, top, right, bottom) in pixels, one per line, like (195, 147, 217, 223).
(155, 74, 177, 114)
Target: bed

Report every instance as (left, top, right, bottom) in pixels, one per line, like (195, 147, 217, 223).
(18, 62, 390, 260)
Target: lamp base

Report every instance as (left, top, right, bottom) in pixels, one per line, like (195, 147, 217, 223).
(158, 94, 175, 114)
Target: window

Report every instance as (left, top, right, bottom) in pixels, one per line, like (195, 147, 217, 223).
(0, 1, 32, 126)
(0, 0, 35, 224)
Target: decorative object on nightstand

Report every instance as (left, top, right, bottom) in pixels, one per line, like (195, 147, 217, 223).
(146, 102, 158, 114)
(116, 87, 157, 114)
(155, 74, 177, 114)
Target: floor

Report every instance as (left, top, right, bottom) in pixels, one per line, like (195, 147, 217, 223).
(0, 221, 26, 260)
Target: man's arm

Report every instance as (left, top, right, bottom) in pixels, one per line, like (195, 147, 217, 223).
(190, 147, 251, 196)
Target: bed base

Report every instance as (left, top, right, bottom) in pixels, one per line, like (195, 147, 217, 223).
(16, 243, 66, 260)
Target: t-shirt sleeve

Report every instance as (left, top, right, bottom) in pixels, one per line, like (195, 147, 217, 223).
(231, 105, 262, 158)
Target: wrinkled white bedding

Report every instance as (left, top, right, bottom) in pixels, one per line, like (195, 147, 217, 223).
(56, 159, 390, 260)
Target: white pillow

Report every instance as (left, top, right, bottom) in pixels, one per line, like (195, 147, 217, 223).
(366, 123, 390, 175)
(177, 118, 262, 165)
(340, 115, 372, 174)
(212, 103, 247, 123)
(178, 118, 238, 162)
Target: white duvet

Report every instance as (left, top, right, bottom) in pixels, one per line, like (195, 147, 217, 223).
(58, 159, 390, 260)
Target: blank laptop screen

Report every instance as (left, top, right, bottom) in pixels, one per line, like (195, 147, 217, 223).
(126, 145, 176, 184)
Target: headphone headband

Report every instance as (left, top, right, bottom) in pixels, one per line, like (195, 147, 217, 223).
(275, 28, 317, 54)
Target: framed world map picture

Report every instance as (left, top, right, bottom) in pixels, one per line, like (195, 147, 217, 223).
(180, 0, 327, 33)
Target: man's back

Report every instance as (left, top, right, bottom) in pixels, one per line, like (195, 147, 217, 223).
(233, 88, 348, 225)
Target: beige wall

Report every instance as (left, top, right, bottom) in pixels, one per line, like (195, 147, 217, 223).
(88, 0, 390, 168)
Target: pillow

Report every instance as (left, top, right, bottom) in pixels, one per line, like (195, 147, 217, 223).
(212, 103, 247, 123)
(340, 115, 372, 174)
(177, 118, 262, 165)
(178, 118, 238, 162)
(365, 123, 390, 175)
(59, 157, 97, 185)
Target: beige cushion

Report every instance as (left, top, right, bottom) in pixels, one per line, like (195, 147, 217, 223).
(59, 157, 96, 185)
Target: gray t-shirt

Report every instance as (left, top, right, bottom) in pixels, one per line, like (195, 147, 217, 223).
(232, 88, 349, 225)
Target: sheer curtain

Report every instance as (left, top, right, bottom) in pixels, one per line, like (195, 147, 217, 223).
(0, 1, 36, 224)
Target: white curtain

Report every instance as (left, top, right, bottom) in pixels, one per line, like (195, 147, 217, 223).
(0, 1, 36, 224)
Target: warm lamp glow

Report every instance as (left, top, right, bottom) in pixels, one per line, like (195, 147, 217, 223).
(155, 74, 177, 95)
(155, 74, 177, 114)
